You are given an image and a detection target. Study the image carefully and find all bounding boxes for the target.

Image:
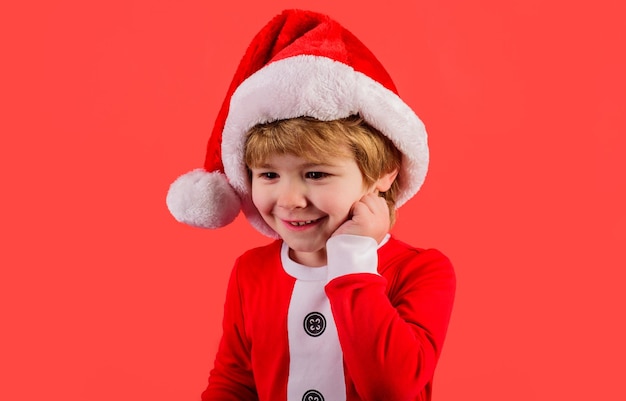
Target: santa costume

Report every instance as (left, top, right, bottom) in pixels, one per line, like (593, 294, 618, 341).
(166, 9, 455, 401)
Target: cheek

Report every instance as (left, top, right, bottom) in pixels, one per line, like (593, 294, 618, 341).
(251, 183, 270, 213)
(316, 194, 356, 218)
(332, 185, 367, 216)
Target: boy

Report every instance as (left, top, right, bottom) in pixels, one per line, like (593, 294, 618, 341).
(167, 9, 455, 401)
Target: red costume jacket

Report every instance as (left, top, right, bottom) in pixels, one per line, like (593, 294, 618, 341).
(202, 235, 456, 401)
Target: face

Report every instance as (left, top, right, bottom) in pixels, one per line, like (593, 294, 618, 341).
(250, 151, 369, 267)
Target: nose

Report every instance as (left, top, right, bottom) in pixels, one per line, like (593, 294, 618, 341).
(276, 179, 307, 209)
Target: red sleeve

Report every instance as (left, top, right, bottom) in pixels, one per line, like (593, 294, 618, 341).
(201, 260, 259, 401)
(325, 243, 456, 400)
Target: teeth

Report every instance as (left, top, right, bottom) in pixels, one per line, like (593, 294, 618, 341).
(290, 220, 315, 226)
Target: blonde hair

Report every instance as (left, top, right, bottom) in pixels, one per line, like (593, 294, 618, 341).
(244, 115, 402, 225)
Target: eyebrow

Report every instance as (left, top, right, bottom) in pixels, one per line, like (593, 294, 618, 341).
(253, 162, 338, 169)
(301, 162, 337, 168)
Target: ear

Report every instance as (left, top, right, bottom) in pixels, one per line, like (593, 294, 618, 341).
(374, 169, 399, 192)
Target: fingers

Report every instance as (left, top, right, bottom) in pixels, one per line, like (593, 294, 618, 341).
(331, 192, 391, 241)
(348, 193, 390, 233)
(356, 192, 388, 216)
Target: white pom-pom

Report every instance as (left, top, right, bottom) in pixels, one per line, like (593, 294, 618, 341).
(166, 169, 241, 228)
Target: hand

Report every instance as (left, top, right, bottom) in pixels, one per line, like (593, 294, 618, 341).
(331, 192, 390, 243)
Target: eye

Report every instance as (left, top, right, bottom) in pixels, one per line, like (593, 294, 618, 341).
(256, 172, 278, 180)
(305, 171, 329, 180)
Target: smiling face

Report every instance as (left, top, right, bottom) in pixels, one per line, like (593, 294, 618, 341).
(250, 152, 368, 267)
(244, 116, 403, 266)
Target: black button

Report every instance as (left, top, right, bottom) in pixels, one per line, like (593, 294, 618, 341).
(302, 389, 324, 401)
(303, 312, 326, 337)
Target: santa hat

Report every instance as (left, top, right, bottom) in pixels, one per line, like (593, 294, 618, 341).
(166, 9, 429, 237)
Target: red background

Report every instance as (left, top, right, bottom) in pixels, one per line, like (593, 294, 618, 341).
(2, 0, 625, 400)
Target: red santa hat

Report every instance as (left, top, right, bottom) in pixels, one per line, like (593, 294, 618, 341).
(166, 9, 429, 237)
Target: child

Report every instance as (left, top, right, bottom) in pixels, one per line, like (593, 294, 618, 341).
(167, 9, 455, 401)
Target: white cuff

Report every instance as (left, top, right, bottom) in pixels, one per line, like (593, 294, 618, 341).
(326, 235, 379, 282)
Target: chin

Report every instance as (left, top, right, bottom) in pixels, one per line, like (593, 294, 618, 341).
(285, 239, 326, 252)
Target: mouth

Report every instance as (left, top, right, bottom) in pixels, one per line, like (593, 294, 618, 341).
(283, 217, 324, 229)
(289, 219, 319, 226)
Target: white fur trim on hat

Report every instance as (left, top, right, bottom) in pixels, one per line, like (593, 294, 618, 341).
(221, 55, 428, 236)
(166, 169, 241, 228)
